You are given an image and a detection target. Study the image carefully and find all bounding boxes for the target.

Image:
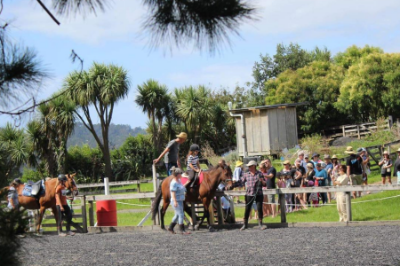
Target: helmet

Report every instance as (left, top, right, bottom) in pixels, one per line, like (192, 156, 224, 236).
(190, 144, 200, 152)
(58, 174, 67, 181)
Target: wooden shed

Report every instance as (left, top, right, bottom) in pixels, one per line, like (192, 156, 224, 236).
(229, 103, 307, 156)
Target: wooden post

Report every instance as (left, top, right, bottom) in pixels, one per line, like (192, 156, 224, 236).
(357, 125, 360, 139)
(137, 182, 141, 193)
(88, 200, 94, 226)
(228, 197, 236, 223)
(81, 195, 87, 233)
(209, 201, 215, 225)
(190, 204, 198, 227)
(388, 115, 393, 129)
(342, 126, 345, 137)
(345, 192, 352, 222)
(397, 118, 400, 136)
(152, 164, 160, 225)
(279, 193, 287, 223)
(215, 196, 224, 226)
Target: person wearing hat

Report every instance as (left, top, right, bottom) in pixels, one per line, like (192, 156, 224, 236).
(393, 148, 400, 185)
(311, 153, 322, 168)
(185, 144, 201, 188)
(357, 147, 371, 187)
(154, 132, 187, 176)
(232, 160, 244, 203)
(314, 163, 328, 204)
(379, 150, 393, 185)
(333, 165, 350, 222)
(297, 151, 308, 170)
(240, 160, 266, 231)
(345, 146, 363, 198)
(331, 155, 341, 180)
(261, 158, 277, 217)
(323, 155, 333, 203)
(55, 174, 75, 237)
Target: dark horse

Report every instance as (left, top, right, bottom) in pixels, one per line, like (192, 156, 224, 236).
(151, 163, 233, 231)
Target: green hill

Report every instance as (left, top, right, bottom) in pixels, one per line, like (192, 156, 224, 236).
(67, 123, 146, 149)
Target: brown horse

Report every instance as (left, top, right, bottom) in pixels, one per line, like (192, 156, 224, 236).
(152, 163, 233, 231)
(16, 173, 79, 233)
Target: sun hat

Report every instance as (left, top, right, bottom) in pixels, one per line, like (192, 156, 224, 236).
(283, 160, 291, 165)
(332, 155, 338, 159)
(298, 150, 304, 155)
(306, 163, 314, 169)
(246, 160, 257, 167)
(235, 160, 243, 167)
(397, 148, 400, 152)
(312, 152, 320, 158)
(176, 132, 187, 139)
(383, 150, 389, 155)
(259, 162, 267, 168)
(345, 146, 356, 155)
(304, 154, 309, 158)
(323, 154, 331, 159)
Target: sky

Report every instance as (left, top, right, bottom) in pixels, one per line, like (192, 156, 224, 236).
(1, 0, 400, 129)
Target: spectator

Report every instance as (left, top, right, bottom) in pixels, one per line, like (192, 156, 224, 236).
(379, 150, 393, 185)
(304, 154, 311, 166)
(168, 167, 190, 235)
(331, 155, 341, 180)
(220, 195, 231, 222)
(240, 160, 266, 231)
(153, 132, 187, 176)
(259, 162, 270, 217)
(357, 148, 370, 187)
(232, 160, 243, 203)
(345, 146, 363, 198)
(393, 148, 400, 185)
(324, 155, 333, 203)
(314, 163, 328, 204)
(276, 172, 285, 214)
(311, 153, 322, 167)
(334, 165, 350, 222)
(304, 163, 315, 206)
(298, 151, 308, 169)
(262, 159, 277, 218)
(293, 159, 306, 210)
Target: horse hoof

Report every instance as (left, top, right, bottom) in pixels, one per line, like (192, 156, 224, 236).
(208, 226, 215, 232)
(194, 225, 200, 231)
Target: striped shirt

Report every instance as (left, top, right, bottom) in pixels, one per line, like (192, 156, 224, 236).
(187, 155, 199, 170)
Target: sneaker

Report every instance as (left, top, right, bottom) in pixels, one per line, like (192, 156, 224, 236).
(67, 231, 75, 236)
(59, 232, 67, 237)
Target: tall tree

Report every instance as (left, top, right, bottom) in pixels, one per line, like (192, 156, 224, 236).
(334, 45, 383, 69)
(135, 79, 168, 154)
(64, 63, 130, 180)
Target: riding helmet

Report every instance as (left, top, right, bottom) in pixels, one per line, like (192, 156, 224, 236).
(58, 174, 67, 181)
(190, 144, 200, 152)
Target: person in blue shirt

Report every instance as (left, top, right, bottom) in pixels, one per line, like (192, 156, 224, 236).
(167, 167, 190, 235)
(314, 163, 328, 204)
(323, 154, 334, 203)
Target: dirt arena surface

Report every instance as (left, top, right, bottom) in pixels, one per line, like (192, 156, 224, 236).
(19, 226, 400, 266)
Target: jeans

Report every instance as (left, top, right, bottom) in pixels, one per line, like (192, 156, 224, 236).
(56, 204, 72, 232)
(171, 200, 185, 224)
(244, 195, 263, 221)
(165, 162, 178, 176)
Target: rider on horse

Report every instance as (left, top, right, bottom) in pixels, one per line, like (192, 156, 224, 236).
(185, 144, 201, 188)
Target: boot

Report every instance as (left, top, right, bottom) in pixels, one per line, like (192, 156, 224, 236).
(240, 219, 248, 231)
(167, 222, 177, 234)
(179, 224, 191, 235)
(258, 220, 266, 230)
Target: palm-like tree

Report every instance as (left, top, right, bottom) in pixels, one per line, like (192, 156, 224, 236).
(64, 63, 130, 180)
(135, 79, 168, 154)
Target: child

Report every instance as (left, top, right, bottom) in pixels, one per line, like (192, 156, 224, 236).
(276, 172, 285, 214)
(285, 171, 294, 213)
(185, 144, 201, 188)
(55, 174, 75, 237)
(308, 180, 319, 207)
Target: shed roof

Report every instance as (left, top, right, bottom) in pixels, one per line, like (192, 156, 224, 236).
(229, 102, 309, 113)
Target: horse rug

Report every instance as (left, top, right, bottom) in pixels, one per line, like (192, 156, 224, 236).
(181, 172, 204, 187)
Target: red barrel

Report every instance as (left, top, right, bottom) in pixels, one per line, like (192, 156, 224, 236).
(96, 200, 117, 226)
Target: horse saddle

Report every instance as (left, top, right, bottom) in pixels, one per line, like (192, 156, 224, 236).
(22, 180, 45, 198)
(182, 172, 204, 187)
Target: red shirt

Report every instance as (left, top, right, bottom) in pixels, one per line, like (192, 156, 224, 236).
(55, 185, 67, 206)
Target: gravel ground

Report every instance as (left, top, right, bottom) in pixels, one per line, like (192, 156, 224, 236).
(19, 226, 400, 266)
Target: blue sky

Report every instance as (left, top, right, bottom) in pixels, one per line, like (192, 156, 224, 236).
(1, 0, 400, 129)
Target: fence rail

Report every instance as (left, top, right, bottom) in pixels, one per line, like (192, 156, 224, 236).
(77, 180, 149, 189)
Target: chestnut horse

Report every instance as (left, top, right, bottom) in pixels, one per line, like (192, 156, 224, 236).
(16, 173, 79, 233)
(152, 163, 233, 231)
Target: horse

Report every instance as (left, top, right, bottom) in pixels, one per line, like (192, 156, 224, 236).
(15, 173, 79, 233)
(151, 163, 233, 231)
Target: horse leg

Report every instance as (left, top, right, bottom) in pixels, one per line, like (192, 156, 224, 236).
(203, 198, 215, 232)
(52, 206, 59, 233)
(36, 206, 46, 234)
(160, 201, 169, 230)
(183, 203, 194, 230)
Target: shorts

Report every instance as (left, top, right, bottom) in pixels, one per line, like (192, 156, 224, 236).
(381, 172, 391, 177)
(267, 194, 275, 204)
(350, 174, 363, 185)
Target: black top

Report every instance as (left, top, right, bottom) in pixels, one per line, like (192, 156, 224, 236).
(392, 157, 400, 176)
(346, 155, 363, 175)
(265, 167, 276, 189)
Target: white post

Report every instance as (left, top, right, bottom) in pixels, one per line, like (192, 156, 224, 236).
(152, 164, 158, 194)
(104, 177, 110, 195)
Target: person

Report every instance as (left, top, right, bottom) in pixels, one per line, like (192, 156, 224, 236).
(220, 194, 231, 222)
(345, 146, 363, 198)
(314, 163, 328, 204)
(259, 162, 270, 217)
(7, 180, 26, 237)
(304, 163, 315, 206)
(240, 160, 266, 231)
(311, 153, 322, 168)
(293, 159, 306, 210)
(153, 132, 187, 176)
(298, 151, 308, 170)
(324, 155, 333, 203)
(276, 172, 285, 214)
(185, 144, 201, 187)
(262, 159, 277, 218)
(167, 167, 190, 235)
(232, 160, 243, 203)
(379, 150, 393, 185)
(304, 154, 311, 166)
(393, 148, 400, 185)
(55, 174, 75, 237)
(334, 165, 350, 222)
(331, 155, 341, 180)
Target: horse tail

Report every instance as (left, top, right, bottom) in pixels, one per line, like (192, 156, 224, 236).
(151, 182, 163, 221)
